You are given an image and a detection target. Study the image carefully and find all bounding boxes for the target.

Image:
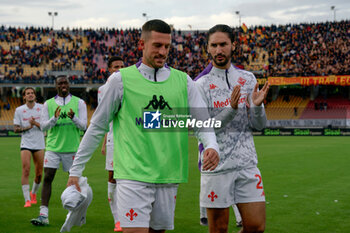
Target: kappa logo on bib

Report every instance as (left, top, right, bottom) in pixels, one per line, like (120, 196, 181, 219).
(144, 95, 172, 110)
(59, 111, 69, 119)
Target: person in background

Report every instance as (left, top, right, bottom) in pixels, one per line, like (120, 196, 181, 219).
(13, 87, 45, 208)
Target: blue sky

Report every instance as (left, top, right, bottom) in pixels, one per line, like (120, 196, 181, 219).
(0, 0, 349, 29)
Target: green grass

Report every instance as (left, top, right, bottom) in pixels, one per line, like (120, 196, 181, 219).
(0, 136, 349, 233)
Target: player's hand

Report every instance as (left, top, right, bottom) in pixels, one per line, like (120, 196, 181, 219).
(230, 85, 241, 109)
(68, 108, 75, 119)
(67, 176, 81, 192)
(29, 116, 35, 125)
(55, 107, 61, 118)
(30, 116, 37, 125)
(202, 148, 219, 171)
(101, 144, 106, 156)
(252, 82, 269, 106)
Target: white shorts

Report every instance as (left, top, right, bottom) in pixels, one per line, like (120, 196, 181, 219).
(43, 151, 75, 172)
(200, 167, 265, 208)
(105, 144, 114, 171)
(116, 180, 178, 230)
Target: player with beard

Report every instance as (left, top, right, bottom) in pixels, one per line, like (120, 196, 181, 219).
(195, 24, 269, 233)
(67, 19, 220, 233)
(14, 87, 45, 208)
(31, 76, 87, 226)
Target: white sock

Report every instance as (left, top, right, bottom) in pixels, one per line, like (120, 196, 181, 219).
(233, 205, 242, 223)
(31, 181, 40, 194)
(200, 206, 207, 218)
(40, 205, 49, 217)
(22, 184, 30, 202)
(108, 182, 117, 223)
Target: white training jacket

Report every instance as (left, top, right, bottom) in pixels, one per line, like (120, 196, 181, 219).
(195, 63, 267, 173)
(97, 85, 114, 146)
(61, 177, 92, 232)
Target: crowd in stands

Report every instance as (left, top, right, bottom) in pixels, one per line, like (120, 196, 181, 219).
(0, 20, 349, 84)
(245, 20, 350, 77)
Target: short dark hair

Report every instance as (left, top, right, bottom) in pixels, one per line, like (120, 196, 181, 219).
(108, 56, 123, 68)
(207, 24, 235, 43)
(55, 75, 69, 84)
(141, 19, 171, 40)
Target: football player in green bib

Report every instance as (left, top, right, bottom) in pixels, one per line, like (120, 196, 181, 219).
(68, 19, 219, 233)
(31, 76, 87, 226)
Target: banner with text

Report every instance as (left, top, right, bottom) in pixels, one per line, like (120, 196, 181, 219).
(257, 75, 350, 86)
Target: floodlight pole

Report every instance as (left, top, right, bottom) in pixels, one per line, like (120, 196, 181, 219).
(331, 6, 336, 22)
(235, 11, 241, 26)
(48, 11, 58, 30)
(142, 13, 149, 22)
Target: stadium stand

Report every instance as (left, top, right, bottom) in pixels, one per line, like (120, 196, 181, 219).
(1, 20, 350, 82)
(1, 21, 350, 127)
(300, 96, 350, 119)
(0, 97, 19, 126)
(265, 95, 309, 120)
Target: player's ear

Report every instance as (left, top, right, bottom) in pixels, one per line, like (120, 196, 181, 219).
(232, 41, 236, 52)
(139, 39, 145, 50)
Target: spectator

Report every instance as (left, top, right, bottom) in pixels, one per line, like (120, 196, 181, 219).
(1, 20, 349, 83)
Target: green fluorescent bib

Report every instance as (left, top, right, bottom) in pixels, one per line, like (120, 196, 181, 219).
(114, 65, 189, 183)
(46, 96, 81, 153)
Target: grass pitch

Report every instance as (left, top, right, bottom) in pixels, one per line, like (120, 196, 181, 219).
(0, 136, 349, 233)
